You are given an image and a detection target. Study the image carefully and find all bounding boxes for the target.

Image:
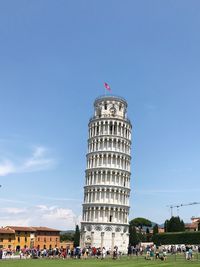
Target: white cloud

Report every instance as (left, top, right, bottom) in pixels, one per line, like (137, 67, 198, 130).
(0, 207, 26, 214)
(41, 207, 75, 221)
(0, 205, 79, 230)
(0, 198, 26, 204)
(33, 146, 47, 158)
(29, 195, 82, 202)
(0, 160, 15, 176)
(0, 219, 31, 227)
(0, 146, 56, 176)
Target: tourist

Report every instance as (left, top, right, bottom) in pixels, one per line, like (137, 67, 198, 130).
(155, 247, 159, 259)
(145, 249, 150, 260)
(128, 245, 132, 256)
(96, 248, 101, 259)
(163, 248, 167, 261)
(92, 247, 96, 257)
(101, 247, 106, 259)
(150, 249, 154, 260)
(113, 246, 118, 260)
(82, 248, 87, 259)
(188, 247, 193, 260)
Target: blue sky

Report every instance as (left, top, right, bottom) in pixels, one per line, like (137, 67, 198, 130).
(0, 0, 200, 229)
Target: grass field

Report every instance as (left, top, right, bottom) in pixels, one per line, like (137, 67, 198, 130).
(0, 256, 200, 267)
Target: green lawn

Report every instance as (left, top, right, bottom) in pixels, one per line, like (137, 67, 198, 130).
(0, 257, 200, 267)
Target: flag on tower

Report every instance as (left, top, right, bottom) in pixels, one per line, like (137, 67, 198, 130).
(104, 82, 111, 91)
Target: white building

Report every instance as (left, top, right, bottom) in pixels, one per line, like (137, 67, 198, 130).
(80, 95, 132, 253)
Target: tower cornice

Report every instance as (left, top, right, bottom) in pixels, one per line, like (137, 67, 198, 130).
(82, 203, 130, 209)
(89, 116, 132, 128)
(84, 184, 131, 191)
(86, 150, 132, 160)
(80, 221, 129, 227)
(85, 167, 131, 175)
(88, 135, 132, 144)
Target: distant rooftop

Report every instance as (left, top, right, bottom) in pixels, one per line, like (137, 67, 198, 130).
(6, 226, 60, 232)
(6, 226, 36, 232)
(0, 228, 15, 234)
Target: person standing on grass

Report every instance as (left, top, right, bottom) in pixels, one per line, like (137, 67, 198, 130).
(0, 249, 2, 260)
(101, 247, 106, 259)
(83, 248, 87, 259)
(188, 247, 193, 260)
(150, 249, 154, 260)
(163, 249, 167, 261)
(155, 247, 159, 259)
(113, 247, 117, 259)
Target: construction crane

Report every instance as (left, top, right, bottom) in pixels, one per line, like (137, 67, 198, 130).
(167, 202, 200, 217)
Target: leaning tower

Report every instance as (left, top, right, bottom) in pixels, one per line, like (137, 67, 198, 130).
(80, 95, 132, 253)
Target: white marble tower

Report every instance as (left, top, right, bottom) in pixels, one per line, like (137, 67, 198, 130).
(80, 95, 132, 253)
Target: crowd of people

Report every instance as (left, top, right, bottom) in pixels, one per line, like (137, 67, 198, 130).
(0, 244, 200, 261)
(0, 246, 120, 260)
(128, 244, 200, 261)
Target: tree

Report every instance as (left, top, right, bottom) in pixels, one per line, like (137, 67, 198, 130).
(198, 222, 200, 231)
(60, 232, 74, 242)
(153, 224, 159, 235)
(130, 217, 152, 230)
(164, 220, 169, 232)
(146, 227, 150, 242)
(129, 226, 146, 245)
(129, 224, 138, 246)
(129, 218, 152, 244)
(74, 225, 80, 247)
(164, 216, 185, 232)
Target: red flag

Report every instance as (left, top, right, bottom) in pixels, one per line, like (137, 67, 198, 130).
(104, 82, 111, 91)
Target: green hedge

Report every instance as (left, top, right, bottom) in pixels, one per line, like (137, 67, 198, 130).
(152, 231, 200, 245)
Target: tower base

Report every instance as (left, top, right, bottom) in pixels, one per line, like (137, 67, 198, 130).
(80, 222, 129, 254)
